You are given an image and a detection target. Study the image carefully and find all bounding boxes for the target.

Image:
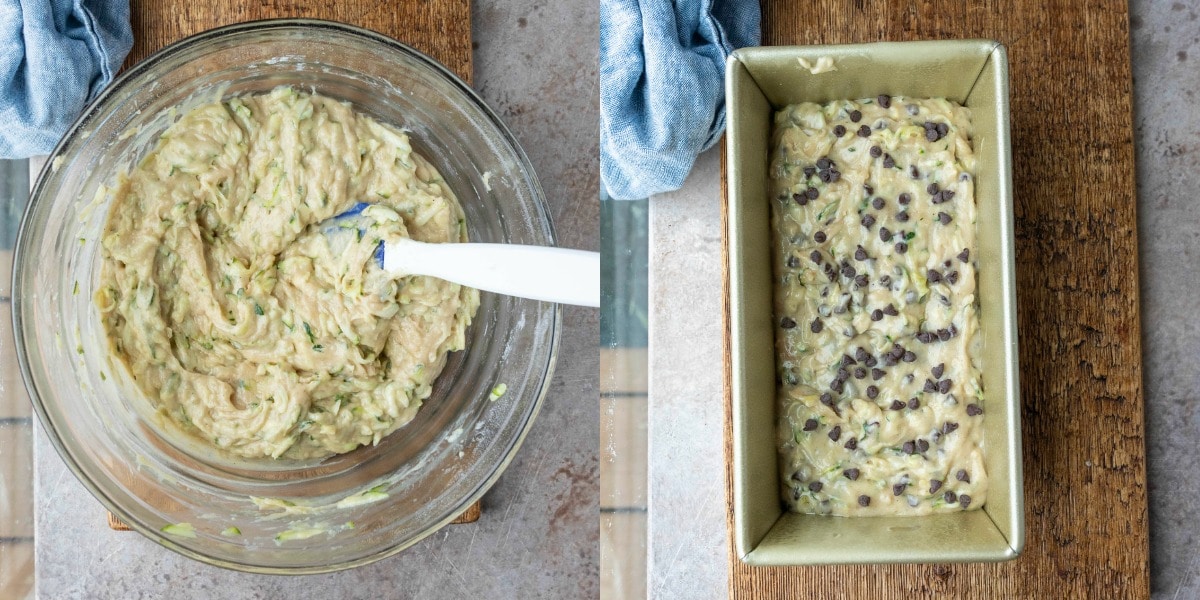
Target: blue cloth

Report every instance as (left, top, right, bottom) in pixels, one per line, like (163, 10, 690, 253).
(0, 0, 132, 158)
(600, 0, 759, 200)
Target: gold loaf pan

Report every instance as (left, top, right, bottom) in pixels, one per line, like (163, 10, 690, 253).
(725, 40, 1022, 566)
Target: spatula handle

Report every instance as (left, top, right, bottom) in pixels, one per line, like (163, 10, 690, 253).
(384, 239, 600, 307)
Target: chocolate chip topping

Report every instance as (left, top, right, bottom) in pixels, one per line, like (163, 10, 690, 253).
(944, 491, 958, 504)
(803, 418, 819, 431)
(943, 421, 959, 434)
(895, 241, 908, 254)
(855, 347, 870, 362)
(853, 367, 867, 379)
(811, 318, 823, 333)
(902, 441, 915, 455)
(877, 94, 891, 108)
(902, 350, 916, 363)
(956, 469, 970, 483)
(872, 368, 886, 381)
(932, 363, 945, 378)
(867, 385, 879, 399)
(844, 438, 858, 450)
(833, 124, 846, 137)
(890, 399, 905, 411)
(858, 495, 871, 507)
(871, 309, 883, 321)
(809, 481, 824, 493)
(883, 304, 899, 316)
(855, 245, 868, 261)
(917, 439, 930, 452)
(938, 211, 953, 225)
(883, 154, 896, 169)
(810, 250, 822, 264)
(898, 192, 911, 205)
(957, 248, 970, 262)
(870, 145, 882, 158)
(938, 379, 952, 394)
(966, 404, 983, 416)
(781, 317, 796, 329)
(862, 214, 876, 228)
(893, 482, 907, 496)
(849, 109, 862, 122)
(872, 197, 885, 210)
(857, 124, 871, 138)
(959, 494, 972, 508)
(896, 210, 909, 222)
(879, 227, 892, 242)
(828, 425, 842, 442)
(845, 468, 861, 480)
(908, 397, 919, 409)
(930, 479, 943, 494)
(814, 231, 827, 243)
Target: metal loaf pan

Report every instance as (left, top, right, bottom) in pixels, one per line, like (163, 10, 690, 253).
(726, 40, 1022, 565)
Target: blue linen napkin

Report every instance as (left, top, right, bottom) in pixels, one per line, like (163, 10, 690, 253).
(0, 0, 133, 159)
(600, 0, 760, 200)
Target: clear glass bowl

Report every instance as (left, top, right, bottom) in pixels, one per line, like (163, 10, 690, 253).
(12, 19, 559, 573)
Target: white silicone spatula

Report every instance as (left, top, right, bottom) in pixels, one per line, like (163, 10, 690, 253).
(326, 203, 600, 307)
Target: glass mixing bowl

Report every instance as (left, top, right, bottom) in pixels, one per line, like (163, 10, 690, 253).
(12, 19, 559, 573)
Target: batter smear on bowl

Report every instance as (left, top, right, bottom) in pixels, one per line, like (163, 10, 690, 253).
(771, 96, 987, 515)
(95, 87, 479, 460)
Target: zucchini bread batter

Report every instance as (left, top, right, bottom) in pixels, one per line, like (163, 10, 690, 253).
(96, 87, 479, 460)
(771, 96, 987, 516)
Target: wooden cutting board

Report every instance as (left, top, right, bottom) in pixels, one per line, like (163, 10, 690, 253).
(108, 0, 480, 530)
(722, 1, 1147, 597)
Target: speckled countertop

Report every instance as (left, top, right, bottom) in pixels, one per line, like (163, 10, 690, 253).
(648, 2, 1198, 598)
(32, 1, 599, 598)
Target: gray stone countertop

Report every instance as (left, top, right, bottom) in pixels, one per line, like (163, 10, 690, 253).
(32, 1, 600, 598)
(648, 2, 1196, 597)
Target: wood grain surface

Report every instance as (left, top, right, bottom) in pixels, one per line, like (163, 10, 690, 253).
(106, 0, 481, 529)
(722, 1, 1147, 597)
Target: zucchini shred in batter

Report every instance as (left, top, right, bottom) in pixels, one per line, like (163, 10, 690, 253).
(95, 87, 479, 460)
(771, 96, 988, 516)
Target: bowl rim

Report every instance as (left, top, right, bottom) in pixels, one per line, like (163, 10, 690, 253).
(13, 17, 562, 574)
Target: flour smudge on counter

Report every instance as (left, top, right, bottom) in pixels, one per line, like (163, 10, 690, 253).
(96, 87, 479, 460)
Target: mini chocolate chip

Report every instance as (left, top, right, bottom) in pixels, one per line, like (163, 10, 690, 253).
(869, 145, 882, 158)
(956, 469, 970, 483)
(814, 231, 827, 243)
(836, 367, 850, 381)
(849, 109, 862, 122)
(871, 368, 886, 380)
(811, 319, 824, 333)
(786, 255, 800, 268)
(803, 418, 819, 431)
(855, 274, 869, 287)
(841, 263, 856, 278)
(867, 385, 879, 399)
(872, 197, 885, 210)
(893, 482, 907, 496)
(916, 331, 934, 343)
(810, 250, 822, 264)
(938, 212, 953, 225)
(884, 354, 899, 366)
(925, 128, 939, 141)
(830, 379, 844, 393)
(794, 193, 808, 206)
(833, 124, 846, 137)
(967, 404, 983, 416)
(937, 123, 949, 137)
(943, 421, 959, 434)
(938, 379, 952, 394)
(807, 187, 820, 200)
(940, 189, 956, 202)
(883, 304, 899, 316)
(809, 481, 824, 493)
(902, 441, 915, 455)
(924, 379, 937, 393)
(871, 309, 883, 321)
(858, 495, 871, 507)
(959, 494, 972, 508)
(879, 227, 893, 242)
(898, 192, 911, 205)
(932, 363, 945, 378)
(902, 351, 916, 363)
(845, 468, 861, 480)
(944, 259, 952, 268)
(917, 439, 930, 452)
(780, 317, 796, 329)
(864, 184, 874, 195)
(938, 328, 951, 341)
(927, 183, 940, 196)
(862, 214, 876, 228)
(817, 158, 832, 169)
(928, 269, 942, 283)
(883, 154, 896, 168)
(890, 399, 905, 410)
(828, 425, 842, 442)
(855, 245, 868, 261)
(857, 124, 871, 137)
(944, 491, 957, 504)
(843, 354, 857, 367)
(819, 170, 832, 183)
(820, 392, 833, 406)
(829, 169, 841, 182)
(947, 271, 960, 284)
(854, 367, 867, 379)
(907, 397, 919, 409)
(804, 166, 817, 178)
(909, 165, 920, 179)
(896, 211, 909, 222)
(877, 94, 891, 108)
(855, 347, 870, 362)
(895, 241, 908, 254)
(930, 479, 943, 494)
(957, 248, 970, 262)
(844, 438, 858, 450)
(890, 345, 905, 359)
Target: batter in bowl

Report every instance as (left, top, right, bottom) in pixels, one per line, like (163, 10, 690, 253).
(95, 87, 479, 460)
